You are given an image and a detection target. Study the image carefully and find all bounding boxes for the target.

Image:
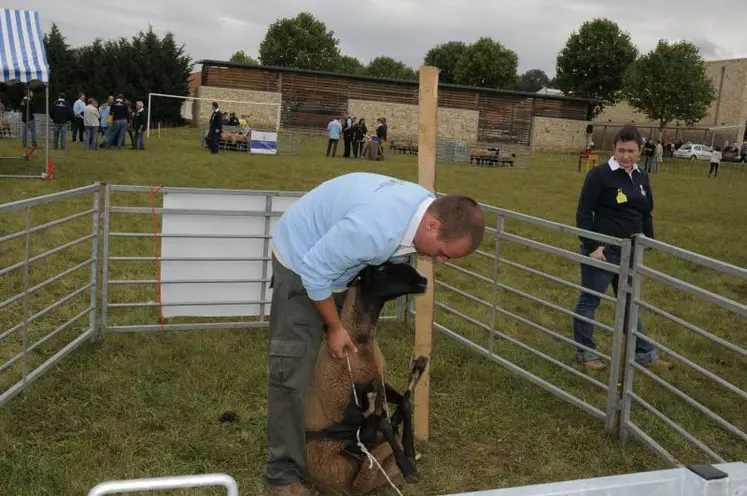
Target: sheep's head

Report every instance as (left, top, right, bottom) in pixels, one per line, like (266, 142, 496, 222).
(348, 262, 427, 304)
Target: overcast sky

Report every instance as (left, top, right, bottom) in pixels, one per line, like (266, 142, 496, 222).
(11, 0, 747, 76)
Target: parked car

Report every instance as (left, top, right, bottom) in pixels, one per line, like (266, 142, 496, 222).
(721, 145, 746, 163)
(673, 143, 713, 161)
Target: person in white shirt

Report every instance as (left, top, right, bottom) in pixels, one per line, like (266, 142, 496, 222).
(708, 146, 722, 178)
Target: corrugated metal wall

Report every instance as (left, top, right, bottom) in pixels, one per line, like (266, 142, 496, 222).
(203, 64, 590, 144)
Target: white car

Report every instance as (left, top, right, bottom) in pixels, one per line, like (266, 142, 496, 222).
(673, 143, 713, 161)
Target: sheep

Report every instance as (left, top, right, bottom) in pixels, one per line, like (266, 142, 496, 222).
(304, 262, 429, 495)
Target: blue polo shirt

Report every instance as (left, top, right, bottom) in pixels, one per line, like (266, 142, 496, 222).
(271, 172, 434, 301)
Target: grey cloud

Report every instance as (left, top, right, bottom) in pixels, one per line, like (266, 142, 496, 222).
(25, 0, 747, 77)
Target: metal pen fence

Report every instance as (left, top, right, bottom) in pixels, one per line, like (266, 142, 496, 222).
(1, 183, 744, 471)
(619, 235, 747, 466)
(99, 184, 402, 337)
(0, 184, 100, 406)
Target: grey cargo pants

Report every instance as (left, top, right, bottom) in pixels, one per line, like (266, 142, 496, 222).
(262, 254, 347, 486)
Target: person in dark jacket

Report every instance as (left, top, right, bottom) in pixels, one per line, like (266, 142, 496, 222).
(107, 94, 129, 149)
(19, 89, 38, 153)
(206, 102, 222, 154)
(572, 124, 672, 372)
(50, 92, 73, 150)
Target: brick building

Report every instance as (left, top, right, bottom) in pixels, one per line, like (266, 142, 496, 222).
(190, 60, 596, 152)
(595, 58, 747, 147)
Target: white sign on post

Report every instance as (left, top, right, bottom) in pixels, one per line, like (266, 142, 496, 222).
(159, 192, 297, 318)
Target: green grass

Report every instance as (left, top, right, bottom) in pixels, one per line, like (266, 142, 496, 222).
(0, 130, 745, 495)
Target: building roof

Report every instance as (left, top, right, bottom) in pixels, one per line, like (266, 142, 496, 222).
(197, 59, 596, 105)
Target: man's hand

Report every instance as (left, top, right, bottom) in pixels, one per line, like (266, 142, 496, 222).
(326, 324, 358, 359)
(590, 246, 606, 261)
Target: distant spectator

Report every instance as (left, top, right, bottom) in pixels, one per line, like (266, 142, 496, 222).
(108, 94, 129, 149)
(72, 93, 86, 143)
(228, 112, 239, 126)
(83, 98, 100, 150)
(50, 92, 73, 150)
(376, 117, 388, 156)
(353, 118, 367, 158)
(326, 117, 342, 157)
(708, 146, 722, 178)
(99, 96, 113, 138)
(206, 101, 222, 154)
(654, 140, 664, 174)
(19, 89, 37, 153)
(133, 101, 147, 150)
(342, 111, 353, 158)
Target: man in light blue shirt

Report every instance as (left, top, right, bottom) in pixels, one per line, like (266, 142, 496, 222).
(263, 172, 485, 495)
(72, 93, 86, 143)
(326, 118, 342, 157)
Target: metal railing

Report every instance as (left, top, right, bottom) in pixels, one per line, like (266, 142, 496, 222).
(87, 473, 239, 496)
(1, 183, 744, 471)
(619, 235, 747, 466)
(99, 184, 403, 335)
(0, 183, 101, 406)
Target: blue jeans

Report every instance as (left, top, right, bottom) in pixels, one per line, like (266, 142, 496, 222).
(22, 120, 37, 149)
(572, 244, 658, 364)
(84, 126, 98, 150)
(53, 123, 67, 150)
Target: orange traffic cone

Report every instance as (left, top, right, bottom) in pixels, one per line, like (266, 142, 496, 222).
(44, 156, 55, 180)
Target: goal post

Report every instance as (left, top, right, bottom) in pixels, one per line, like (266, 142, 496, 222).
(146, 92, 282, 137)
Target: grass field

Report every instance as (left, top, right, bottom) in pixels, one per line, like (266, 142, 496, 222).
(0, 131, 745, 496)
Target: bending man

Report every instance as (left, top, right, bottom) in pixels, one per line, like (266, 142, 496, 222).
(263, 172, 485, 496)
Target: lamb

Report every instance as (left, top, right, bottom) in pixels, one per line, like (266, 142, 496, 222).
(304, 262, 429, 495)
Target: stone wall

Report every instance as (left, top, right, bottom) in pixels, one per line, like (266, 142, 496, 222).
(595, 58, 747, 137)
(347, 99, 479, 142)
(531, 116, 591, 153)
(193, 86, 282, 129)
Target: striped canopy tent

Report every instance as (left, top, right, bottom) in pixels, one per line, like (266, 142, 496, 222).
(0, 8, 52, 179)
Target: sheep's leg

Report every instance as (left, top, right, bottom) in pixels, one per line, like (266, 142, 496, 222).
(350, 441, 403, 494)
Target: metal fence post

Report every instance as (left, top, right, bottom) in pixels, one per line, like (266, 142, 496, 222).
(619, 235, 646, 441)
(21, 205, 32, 382)
(489, 214, 505, 356)
(89, 185, 101, 340)
(99, 184, 112, 338)
(259, 195, 272, 323)
(605, 238, 632, 434)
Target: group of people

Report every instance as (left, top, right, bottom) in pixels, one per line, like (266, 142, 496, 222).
(326, 111, 388, 159)
(262, 122, 671, 495)
(16, 90, 147, 153)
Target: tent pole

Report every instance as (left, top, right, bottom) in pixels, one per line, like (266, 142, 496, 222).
(45, 84, 49, 178)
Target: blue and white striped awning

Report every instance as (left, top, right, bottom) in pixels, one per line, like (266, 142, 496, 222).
(0, 9, 50, 85)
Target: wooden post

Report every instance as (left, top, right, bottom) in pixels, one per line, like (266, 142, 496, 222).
(413, 65, 439, 443)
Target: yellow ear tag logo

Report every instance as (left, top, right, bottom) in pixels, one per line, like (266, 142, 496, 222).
(616, 189, 628, 204)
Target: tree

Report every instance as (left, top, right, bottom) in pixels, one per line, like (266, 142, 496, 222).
(229, 50, 258, 64)
(364, 56, 417, 80)
(518, 69, 550, 92)
(453, 37, 519, 89)
(555, 18, 638, 116)
(623, 40, 716, 135)
(335, 55, 365, 75)
(423, 41, 467, 84)
(258, 12, 341, 71)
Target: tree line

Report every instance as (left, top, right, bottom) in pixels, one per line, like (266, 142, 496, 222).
(0, 24, 192, 123)
(0, 12, 716, 133)
(240, 13, 717, 132)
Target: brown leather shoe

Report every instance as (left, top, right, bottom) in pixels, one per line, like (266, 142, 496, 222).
(573, 359, 607, 372)
(265, 481, 312, 496)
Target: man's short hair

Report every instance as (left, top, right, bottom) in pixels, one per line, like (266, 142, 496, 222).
(427, 194, 485, 251)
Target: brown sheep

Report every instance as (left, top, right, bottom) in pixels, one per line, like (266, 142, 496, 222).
(304, 262, 429, 495)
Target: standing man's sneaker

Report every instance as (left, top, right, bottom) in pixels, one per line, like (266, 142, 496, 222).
(573, 359, 607, 372)
(265, 481, 312, 496)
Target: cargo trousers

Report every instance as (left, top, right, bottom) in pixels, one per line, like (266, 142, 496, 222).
(262, 254, 347, 487)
